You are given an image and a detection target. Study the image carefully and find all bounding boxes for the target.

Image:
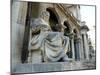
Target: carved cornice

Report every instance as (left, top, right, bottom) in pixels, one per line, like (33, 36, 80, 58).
(56, 4, 80, 29)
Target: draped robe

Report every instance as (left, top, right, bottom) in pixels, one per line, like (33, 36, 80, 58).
(28, 18, 69, 62)
(28, 31, 69, 62)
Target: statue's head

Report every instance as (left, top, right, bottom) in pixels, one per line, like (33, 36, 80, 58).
(39, 11, 50, 23)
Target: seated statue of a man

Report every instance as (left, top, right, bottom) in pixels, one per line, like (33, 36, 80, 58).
(28, 11, 69, 63)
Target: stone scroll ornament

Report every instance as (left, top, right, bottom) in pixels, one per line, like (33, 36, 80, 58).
(28, 11, 70, 63)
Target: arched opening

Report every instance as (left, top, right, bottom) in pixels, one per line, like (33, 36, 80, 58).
(46, 8, 60, 31)
(63, 21, 71, 36)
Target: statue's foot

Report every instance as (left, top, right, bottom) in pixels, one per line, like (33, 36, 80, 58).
(62, 55, 68, 62)
(62, 55, 73, 62)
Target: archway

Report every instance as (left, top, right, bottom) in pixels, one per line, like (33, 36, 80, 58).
(63, 21, 71, 36)
(46, 8, 60, 31)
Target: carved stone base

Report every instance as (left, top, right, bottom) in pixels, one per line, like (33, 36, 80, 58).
(11, 60, 96, 74)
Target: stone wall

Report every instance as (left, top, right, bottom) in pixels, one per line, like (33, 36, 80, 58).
(11, 1, 28, 63)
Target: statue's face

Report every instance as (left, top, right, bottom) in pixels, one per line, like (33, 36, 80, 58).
(44, 12, 50, 22)
(39, 11, 50, 23)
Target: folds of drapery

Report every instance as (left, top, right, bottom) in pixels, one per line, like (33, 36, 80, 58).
(28, 32, 69, 61)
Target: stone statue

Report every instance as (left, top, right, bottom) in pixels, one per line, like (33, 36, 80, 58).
(28, 11, 69, 63)
(28, 18, 51, 63)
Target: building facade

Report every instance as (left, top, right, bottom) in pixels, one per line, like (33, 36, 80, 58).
(11, 1, 96, 74)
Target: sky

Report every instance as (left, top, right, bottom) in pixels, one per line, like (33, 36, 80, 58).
(80, 5, 95, 49)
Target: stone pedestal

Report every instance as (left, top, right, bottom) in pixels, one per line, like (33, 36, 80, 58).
(11, 61, 96, 74)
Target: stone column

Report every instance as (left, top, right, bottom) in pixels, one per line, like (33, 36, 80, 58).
(11, 1, 28, 63)
(70, 34, 75, 59)
(11, 1, 28, 73)
(80, 21, 89, 60)
(83, 34, 89, 60)
(74, 37, 82, 60)
(80, 35, 85, 60)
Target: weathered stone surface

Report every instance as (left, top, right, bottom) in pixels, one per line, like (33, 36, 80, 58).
(11, 61, 96, 74)
(28, 18, 70, 63)
(11, 64, 32, 74)
(11, 2, 96, 74)
(11, 1, 28, 64)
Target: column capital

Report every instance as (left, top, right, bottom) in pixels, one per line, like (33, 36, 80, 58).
(81, 31, 88, 35)
(69, 32, 75, 39)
